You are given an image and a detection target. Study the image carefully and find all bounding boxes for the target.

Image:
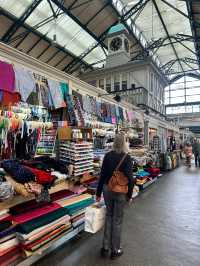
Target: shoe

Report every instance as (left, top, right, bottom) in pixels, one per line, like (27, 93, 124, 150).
(101, 248, 109, 257)
(110, 249, 123, 260)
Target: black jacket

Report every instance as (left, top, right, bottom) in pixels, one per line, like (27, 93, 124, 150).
(96, 151, 134, 199)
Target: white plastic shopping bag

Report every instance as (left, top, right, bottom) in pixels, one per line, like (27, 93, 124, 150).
(84, 204, 106, 234)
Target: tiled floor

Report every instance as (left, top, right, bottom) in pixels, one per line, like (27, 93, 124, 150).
(35, 165, 200, 266)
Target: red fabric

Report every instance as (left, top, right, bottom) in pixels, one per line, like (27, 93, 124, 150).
(13, 202, 61, 224)
(2, 91, 21, 106)
(24, 166, 55, 185)
(10, 190, 74, 215)
(146, 168, 160, 177)
(0, 245, 19, 257)
(0, 214, 12, 223)
(0, 248, 22, 266)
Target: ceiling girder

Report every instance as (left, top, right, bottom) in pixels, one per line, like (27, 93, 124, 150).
(152, 0, 184, 73)
(122, 0, 150, 21)
(1, 0, 43, 43)
(186, 1, 200, 68)
(0, 7, 91, 70)
(50, 0, 107, 49)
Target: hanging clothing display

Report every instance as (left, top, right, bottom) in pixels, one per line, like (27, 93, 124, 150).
(0, 61, 15, 92)
(48, 79, 66, 109)
(14, 66, 36, 102)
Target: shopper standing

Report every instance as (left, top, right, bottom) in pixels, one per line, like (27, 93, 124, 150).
(192, 139, 200, 167)
(96, 133, 134, 260)
(184, 142, 193, 167)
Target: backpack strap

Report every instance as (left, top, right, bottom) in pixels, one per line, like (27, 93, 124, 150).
(115, 153, 127, 171)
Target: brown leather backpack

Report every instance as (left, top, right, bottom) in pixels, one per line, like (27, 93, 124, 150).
(108, 153, 128, 193)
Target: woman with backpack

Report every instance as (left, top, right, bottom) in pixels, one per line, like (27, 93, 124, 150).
(96, 133, 134, 260)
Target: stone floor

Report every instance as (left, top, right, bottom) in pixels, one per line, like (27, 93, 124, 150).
(35, 165, 200, 266)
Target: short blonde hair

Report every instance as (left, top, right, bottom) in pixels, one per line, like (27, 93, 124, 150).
(112, 133, 128, 154)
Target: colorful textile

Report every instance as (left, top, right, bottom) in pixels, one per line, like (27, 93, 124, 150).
(13, 202, 61, 224)
(2, 91, 21, 106)
(24, 166, 55, 185)
(2, 160, 35, 184)
(9, 190, 74, 215)
(22, 224, 71, 251)
(58, 193, 92, 207)
(24, 227, 73, 252)
(19, 214, 70, 241)
(48, 79, 66, 109)
(0, 249, 22, 266)
(0, 237, 19, 254)
(0, 61, 15, 92)
(16, 207, 68, 234)
(65, 198, 94, 215)
(0, 221, 12, 232)
(0, 226, 16, 238)
(60, 82, 69, 102)
(14, 66, 36, 101)
(0, 214, 12, 223)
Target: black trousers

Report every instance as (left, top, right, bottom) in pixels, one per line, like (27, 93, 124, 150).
(103, 185, 126, 252)
(194, 153, 200, 166)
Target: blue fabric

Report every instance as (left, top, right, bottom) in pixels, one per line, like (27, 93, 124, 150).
(2, 160, 35, 184)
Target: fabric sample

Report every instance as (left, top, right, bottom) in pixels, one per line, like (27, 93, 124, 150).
(0, 61, 15, 92)
(14, 66, 36, 101)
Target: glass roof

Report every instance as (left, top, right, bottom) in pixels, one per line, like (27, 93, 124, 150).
(0, 0, 198, 76)
(121, 0, 198, 75)
(0, 0, 106, 67)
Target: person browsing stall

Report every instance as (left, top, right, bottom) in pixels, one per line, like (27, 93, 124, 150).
(96, 133, 134, 260)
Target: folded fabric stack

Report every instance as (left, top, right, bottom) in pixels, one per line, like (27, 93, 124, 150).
(0, 209, 22, 266)
(15, 204, 72, 256)
(135, 169, 150, 186)
(145, 168, 160, 178)
(86, 180, 99, 195)
(9, 190, 95, 258)
(57, 193, 94, 228)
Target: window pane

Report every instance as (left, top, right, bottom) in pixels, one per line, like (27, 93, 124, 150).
(186, 87, 200, 96)
(186, 95, 200, 102)
(171, 89, 185, 97)
(171, 96, 185, 104)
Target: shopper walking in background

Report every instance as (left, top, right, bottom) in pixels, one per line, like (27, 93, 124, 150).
(96, 133, 134, 260)
(192, 138, 200, 167)
(184, 142, 193, 167)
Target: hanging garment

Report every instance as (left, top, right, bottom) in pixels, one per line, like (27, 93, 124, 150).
(48, 79, 66, 109)
(0, 61, 15, 92)
(2, 91, 21, 106)
(60, 82, 69, 103)
(14, 66, 36, 101)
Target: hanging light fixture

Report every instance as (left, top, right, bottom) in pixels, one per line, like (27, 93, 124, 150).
(52, 16, 57, 44)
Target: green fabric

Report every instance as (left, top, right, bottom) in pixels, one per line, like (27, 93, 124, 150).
(65, 198, 94, 215)
(17, 207, 68, 234)
(60, 82, 69, 100)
